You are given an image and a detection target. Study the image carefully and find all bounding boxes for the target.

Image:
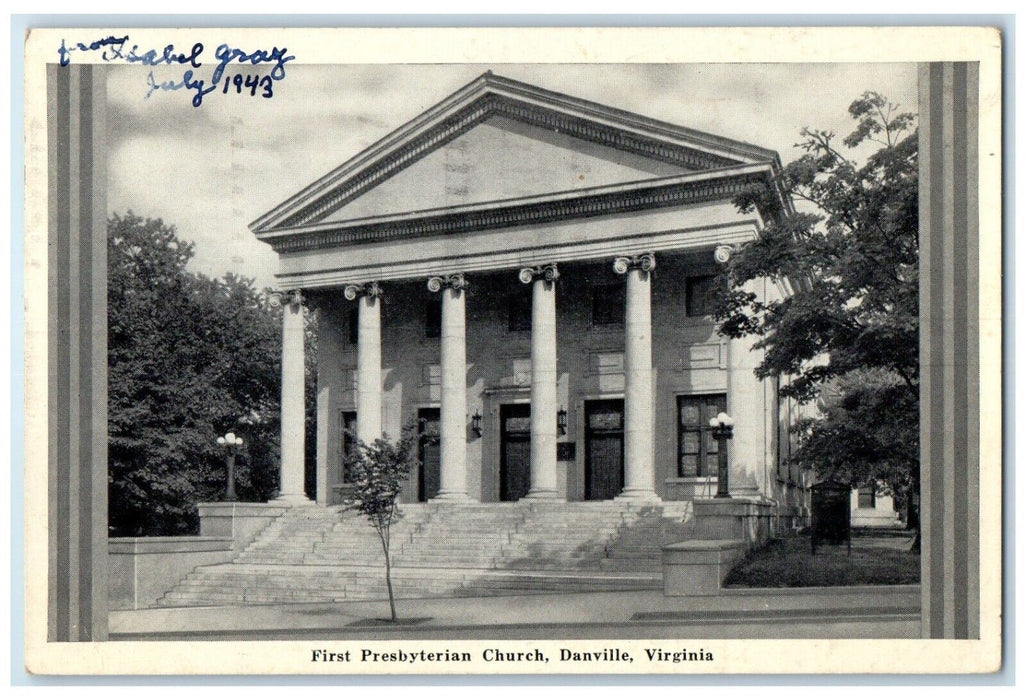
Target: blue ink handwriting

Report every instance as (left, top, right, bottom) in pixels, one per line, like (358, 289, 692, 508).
(58, 34, 295, 107)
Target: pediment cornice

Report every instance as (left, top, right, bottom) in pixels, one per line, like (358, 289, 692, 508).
(259, 164, 773, 254)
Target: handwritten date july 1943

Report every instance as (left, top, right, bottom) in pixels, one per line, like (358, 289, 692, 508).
(57, 35, 295, 107)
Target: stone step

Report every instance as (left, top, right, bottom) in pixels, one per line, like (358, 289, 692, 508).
(158, 502, 695, 606)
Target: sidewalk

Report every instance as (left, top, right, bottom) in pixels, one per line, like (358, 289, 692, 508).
(110, 584, 921, 640)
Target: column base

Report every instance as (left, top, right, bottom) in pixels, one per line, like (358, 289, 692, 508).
(615, 488, 662, 503)
(430, 491, 475, 503)
(274, 493, 314, 505)
(521, 489, 561, 500)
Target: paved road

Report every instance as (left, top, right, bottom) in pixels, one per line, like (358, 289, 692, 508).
(111, 585, 920, 641)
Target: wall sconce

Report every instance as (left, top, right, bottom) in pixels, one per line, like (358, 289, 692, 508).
(557, 407, 568, 436)
(471, 410, 483, 437)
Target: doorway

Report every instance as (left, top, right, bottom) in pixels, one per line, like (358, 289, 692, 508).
(417, 408, 441, 502)
(500, 403, 531, 501)
(584, 399, 625, 500)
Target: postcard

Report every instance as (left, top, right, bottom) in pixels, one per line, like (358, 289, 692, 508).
(21, 25, 1003, 675)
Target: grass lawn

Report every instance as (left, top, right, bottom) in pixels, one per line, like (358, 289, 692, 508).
(723, 530, 920, 588)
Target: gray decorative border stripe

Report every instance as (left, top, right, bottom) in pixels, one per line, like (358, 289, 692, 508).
(919, 61, 981, 640)
(46, 64, 109, 642)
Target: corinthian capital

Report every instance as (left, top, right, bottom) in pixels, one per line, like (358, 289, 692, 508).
(427, 273, 469, 293)
(518, 263, 560, 285)
(343, 281, 383, 301)
(613, 253, 656, 275)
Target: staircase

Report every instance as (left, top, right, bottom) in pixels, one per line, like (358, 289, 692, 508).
(156, 500, 693, 607)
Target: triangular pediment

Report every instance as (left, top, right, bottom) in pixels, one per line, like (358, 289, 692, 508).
(252, 73, 780, 235)
(321, 115, 689, 223)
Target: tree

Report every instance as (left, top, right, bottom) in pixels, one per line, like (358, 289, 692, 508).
(107, 212, 284, 535)
(342, 428, 420, 622)
(714, 93, 919, 523)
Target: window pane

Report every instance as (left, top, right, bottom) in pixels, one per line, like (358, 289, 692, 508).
(682, 433, 701, 454)
(686, 275, 718, 317)
(505, 413, 531, 433)
(857, 485, 876, 509)
(680, 454, 698, 476)
(589, 409, 623, 430)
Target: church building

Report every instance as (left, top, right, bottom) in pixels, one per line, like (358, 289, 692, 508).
(250, 72, 806, 518)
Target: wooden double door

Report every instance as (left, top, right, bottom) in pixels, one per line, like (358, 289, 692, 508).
(498, 400, 625, 502)
(500, 404, 532, 501)
(584, 399, 625, 501)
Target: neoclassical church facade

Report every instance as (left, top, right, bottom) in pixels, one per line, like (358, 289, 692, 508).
(251, 72, 806, 516)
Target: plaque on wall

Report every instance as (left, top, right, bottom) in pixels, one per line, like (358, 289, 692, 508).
(557, 442, 576, 461)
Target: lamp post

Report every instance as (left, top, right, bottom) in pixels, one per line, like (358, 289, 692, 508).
(709, 412, 734, 499)
(217, 431, 244, 501)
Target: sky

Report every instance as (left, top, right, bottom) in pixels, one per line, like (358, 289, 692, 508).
(106, 63, 918, 290)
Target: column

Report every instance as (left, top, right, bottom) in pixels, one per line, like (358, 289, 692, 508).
(720, 255, 766, 498)
(428, 274, 470, 501)
(519, 264, 560, 499)
(614, 253, 659, 501)
(275, 289, 310, 502)
(345, 282, 383, 445)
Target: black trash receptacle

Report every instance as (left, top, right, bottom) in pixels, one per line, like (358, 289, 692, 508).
(810, 478, 852, 554)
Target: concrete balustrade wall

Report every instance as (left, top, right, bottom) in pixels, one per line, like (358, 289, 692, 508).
(108, 537, 233, 610)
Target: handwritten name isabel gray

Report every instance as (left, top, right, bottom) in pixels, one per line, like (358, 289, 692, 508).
(57, 35, 295, 107)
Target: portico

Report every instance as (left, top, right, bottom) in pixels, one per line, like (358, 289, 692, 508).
(251, 72, 804, 514)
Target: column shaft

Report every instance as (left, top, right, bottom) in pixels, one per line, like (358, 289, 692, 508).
(726, 280, 767, 497)
(527, 276, 559, 498)
(621, 266, 658, 500)
(435, 285, 469, 500)
(279, 296, 309, 501)
(355, 294, 382, 444)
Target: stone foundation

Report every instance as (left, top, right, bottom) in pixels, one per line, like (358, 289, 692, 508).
(661, 496, 779, 596)
(662, 540, 745, 596)
(690, 496, 777, 550)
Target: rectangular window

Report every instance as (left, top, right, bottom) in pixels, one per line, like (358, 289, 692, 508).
(685, 275, 718, 317)
(424, 298, 442, 338)
(857, 485, 877, 509)
(678, 394, 727, 477)
(591, 282, 625, 326)
(507, 290, 532, 332)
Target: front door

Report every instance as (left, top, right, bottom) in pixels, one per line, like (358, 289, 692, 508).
(500, 404, 531, 501)
(585, 399, 625, 501)
(417, 408, 441, 501)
